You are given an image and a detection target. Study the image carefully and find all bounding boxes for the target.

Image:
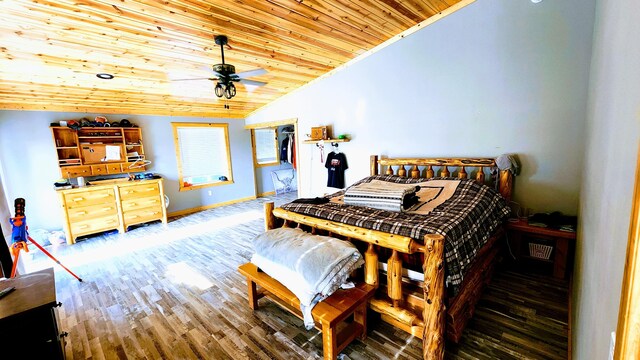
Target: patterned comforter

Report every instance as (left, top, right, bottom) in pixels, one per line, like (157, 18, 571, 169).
(280, 175, 511, 292)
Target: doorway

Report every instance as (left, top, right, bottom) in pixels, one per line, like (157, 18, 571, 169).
(246, 118, 300, 197)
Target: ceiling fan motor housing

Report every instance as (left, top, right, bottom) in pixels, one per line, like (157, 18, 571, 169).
(213, 63, 235, 76)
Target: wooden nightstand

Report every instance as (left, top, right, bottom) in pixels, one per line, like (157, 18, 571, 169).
(506, 219, 577, 279)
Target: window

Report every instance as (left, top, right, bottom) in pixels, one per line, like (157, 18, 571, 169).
(251, 127, 279, 166)
(172, 123, 233, 191)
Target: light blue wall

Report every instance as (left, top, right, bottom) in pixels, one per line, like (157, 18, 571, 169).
(574, 0, 640, 358)
(247, 0, 596, 215)
(0, 110, 255, 230)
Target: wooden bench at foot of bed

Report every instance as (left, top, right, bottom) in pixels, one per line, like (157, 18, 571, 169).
(238, 263, 376, 360)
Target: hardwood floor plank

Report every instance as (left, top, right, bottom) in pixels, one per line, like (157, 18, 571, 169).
(20, 192, 568, 359)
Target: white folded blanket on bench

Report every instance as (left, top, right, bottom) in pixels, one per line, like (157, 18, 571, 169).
(251, 227, 364, 329)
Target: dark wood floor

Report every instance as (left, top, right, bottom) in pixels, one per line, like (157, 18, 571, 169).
(21, 193, 568, 359)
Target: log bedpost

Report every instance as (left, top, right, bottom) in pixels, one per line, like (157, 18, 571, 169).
(387, 250, 403, 308)
(365, 244, 379, 287)
(475, 166, 485, 184)
(370, 155, 379, 175)
(422, 234, 445, 360)
(264, 202, 276, 231)
(498, 169, 513, 201)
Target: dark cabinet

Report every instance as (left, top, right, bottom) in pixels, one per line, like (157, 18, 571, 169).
(0, 268, 65, 359)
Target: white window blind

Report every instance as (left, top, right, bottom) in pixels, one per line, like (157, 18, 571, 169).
(254, 128, 278, 164)
(173, 123, 232, 190)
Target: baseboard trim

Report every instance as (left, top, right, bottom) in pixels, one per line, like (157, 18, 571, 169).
(257, 191, 276, 197)
(168, 195, 257, 217)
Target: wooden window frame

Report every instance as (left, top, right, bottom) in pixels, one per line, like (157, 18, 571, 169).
(171, 122, 233, 192)
(251, 127, 280, 168)
(615, 147, 640, 359)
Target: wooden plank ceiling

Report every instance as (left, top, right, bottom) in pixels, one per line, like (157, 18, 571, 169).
(0, 0, 464, 119)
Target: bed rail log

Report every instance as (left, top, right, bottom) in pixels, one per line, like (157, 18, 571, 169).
(370, 155, 513, 201)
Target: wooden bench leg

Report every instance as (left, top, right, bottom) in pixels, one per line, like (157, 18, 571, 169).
(322, 325, 337, 360)
(247, 279, 258, 310)
(354, 302, 367, 340)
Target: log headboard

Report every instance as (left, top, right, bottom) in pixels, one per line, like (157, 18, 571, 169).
(369, 155, 514, 201)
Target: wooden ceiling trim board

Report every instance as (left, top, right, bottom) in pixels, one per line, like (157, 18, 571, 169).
(246, 0, 475, 118)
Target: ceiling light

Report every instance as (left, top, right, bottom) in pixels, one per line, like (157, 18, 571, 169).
(96, 73, 114, 79)
(531, 0, 543, 3)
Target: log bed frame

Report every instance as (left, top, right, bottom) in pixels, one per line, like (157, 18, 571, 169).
(263, 155, 514, 359)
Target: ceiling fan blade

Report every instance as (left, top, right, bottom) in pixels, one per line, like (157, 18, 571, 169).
(235, 68, 267, 79)
(238, 79, 267, 87)
(172, 77, 217, 82)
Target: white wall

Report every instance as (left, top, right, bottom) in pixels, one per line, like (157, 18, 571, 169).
(0, 111, 255, 230)
(574, 0, 640, 358)
(247, 0, 596, 215)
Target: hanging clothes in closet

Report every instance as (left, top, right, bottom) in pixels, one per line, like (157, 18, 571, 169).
(280, 126, 296, 170)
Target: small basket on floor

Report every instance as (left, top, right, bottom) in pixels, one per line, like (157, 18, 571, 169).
(529, 243, 553, 260)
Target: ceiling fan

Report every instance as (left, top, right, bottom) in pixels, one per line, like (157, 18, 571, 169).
(173, 35, 267, 99)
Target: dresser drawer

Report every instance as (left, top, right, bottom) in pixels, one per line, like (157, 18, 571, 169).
(119, 183, 159, 200)
(123, 206, 163, 227)
(90, 165, 107, 175)
(121, 196, 162, 212)
(106, 164, 122, 174)
(70, 215, 119, 236)
(67, 203, 118, 222)
(64, 189, 115, 209)
(61, 166, 91, 178)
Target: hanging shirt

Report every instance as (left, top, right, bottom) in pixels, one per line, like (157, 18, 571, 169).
(325, 152, 348, 189)
(280, 136, 290, 163)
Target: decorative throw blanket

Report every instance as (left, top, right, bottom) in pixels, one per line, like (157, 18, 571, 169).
(281, 175, 511, 294)
(343, 180, 420, 212)
(251, 227, 364, 329)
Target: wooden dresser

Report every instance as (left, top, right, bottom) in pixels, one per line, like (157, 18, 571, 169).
(57, 178, 167, 244)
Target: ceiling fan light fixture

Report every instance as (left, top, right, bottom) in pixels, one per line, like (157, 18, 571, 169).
(214, 83, 224, 97)
(224, 83, 236, 99)
(96, 73, 114, 79)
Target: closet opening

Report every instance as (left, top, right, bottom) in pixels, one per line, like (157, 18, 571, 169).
(247, 119, 299, 198)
